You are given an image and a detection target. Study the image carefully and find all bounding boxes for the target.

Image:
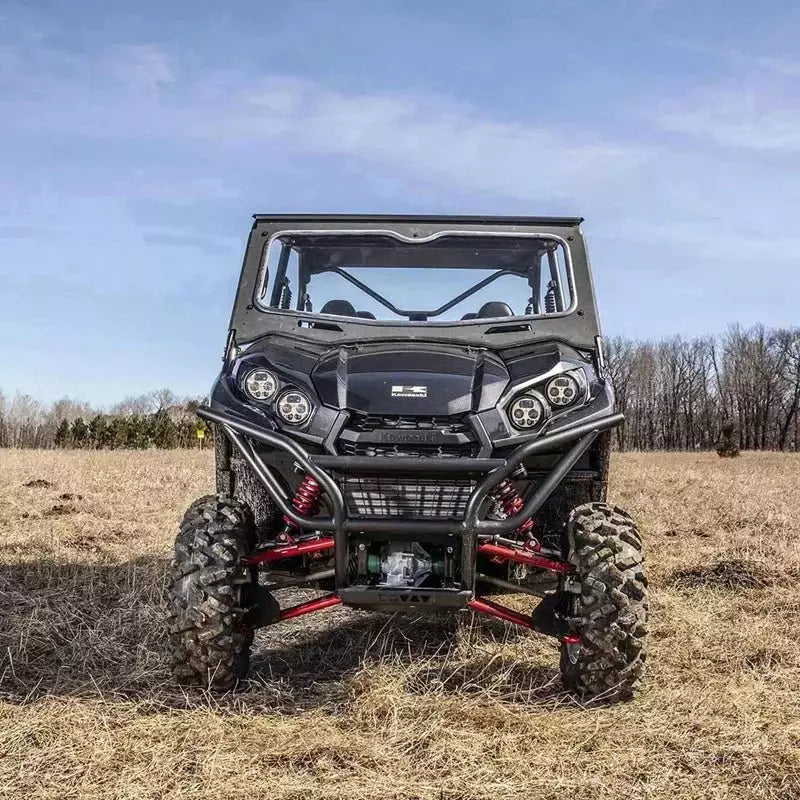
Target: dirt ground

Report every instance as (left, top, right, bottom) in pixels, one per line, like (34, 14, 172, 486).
(1, 449, 799, 799)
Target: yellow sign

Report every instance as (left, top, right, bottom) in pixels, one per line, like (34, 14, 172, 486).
(196, 428, 205, 439)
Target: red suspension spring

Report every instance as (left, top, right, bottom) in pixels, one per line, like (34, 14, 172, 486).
(283, 474, 322, 527)
(493, 478, 534, 535)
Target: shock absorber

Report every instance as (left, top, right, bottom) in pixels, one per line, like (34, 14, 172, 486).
(493, 477, 534, 536)
(544, 280, 557, 314)
(275, 473, 322, 543)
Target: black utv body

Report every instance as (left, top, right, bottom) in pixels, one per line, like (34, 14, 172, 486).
(168, 215, 648, 701)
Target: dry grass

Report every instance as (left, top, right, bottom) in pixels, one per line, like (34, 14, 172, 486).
(1, 449, 800, 799)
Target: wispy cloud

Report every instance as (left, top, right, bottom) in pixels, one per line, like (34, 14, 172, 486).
(658, 89, 800, 152)
(4, 30, 800, 272)
(668, 38, 800, 77)
(658, 39, 800, 151)
(107, 44, 176, 93)
(0, 39, 649, 204)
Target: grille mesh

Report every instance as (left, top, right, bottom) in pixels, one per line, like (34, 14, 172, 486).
(339, 412, 477, 458)
(339, 475, 476, 518)
(339, 441, 478, 459)
(347, 413, 470, 435)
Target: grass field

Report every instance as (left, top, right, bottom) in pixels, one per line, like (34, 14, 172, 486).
(1, 449, 799, 799)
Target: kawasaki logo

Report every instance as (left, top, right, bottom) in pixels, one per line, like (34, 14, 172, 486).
(378, 431, 437, 444)
(391, 385, 428, 398)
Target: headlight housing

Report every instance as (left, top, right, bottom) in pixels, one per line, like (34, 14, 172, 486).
(242, 369, 278, 402)
(545, 373, 581, 407)
(508, 392, 546, 430)
(277, 389, 313, 425)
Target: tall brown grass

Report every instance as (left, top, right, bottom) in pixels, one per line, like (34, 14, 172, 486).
(1, 449, 799, 799)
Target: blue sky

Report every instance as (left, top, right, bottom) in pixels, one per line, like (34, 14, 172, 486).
(2, 0, 799, 405)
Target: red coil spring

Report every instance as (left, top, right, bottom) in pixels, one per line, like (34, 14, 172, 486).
(283, 474, 322, 526)
(494, 478, 534, 534)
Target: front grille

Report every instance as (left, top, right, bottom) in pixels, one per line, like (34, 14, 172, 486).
(338, 411, 478, 458)
(339, 475, 476, 518)
(339, 440, 479, 459)
(347, 412, 470, 435)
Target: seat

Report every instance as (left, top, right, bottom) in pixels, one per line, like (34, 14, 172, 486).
(312, 299, 357, 331)
(356, 311, 376, 319)
(477, 302, 514, 318)
(461, 312, 478, 320)
(320, 300, 357, 317)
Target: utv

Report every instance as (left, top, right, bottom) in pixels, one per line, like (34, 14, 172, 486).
(168, 214, 648, 700)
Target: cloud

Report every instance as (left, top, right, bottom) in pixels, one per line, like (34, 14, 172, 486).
(667, 38, 800, 77)
(107, 44, 175, 93)
(224, 78, 649, 199)
(657, 40, 800, 152)
(3, 28, 799, 275)
(657, 88, 800, 152)
(0, 38, 649, 205)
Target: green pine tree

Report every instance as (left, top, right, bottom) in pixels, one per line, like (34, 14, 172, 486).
(71, 417, 89, 448)
(100, 415, 117, 449)
(88, 415, 107, 449)
(125, 415, 149, 449)
(152, 411, 178, 448)
(54, 419, 71, 448)
(109, 417, 127, 449)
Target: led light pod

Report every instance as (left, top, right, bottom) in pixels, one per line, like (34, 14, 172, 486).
(243, 369, 278, 402)
(508, 393, 545, 429)
(545, 373, 581, 407)
(277, 390, 313, 425)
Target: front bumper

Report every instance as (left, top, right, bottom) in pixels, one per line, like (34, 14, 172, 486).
(197, 404, 623, 604)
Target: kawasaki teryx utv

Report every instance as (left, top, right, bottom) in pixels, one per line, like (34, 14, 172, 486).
(168, 215, 648, 700)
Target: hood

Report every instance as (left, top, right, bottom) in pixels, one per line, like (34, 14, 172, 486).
(312, 343, 509, 416)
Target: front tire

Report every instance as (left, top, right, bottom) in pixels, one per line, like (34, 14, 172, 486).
(560, 503, 648, 701)
(167, 495, 255, 690)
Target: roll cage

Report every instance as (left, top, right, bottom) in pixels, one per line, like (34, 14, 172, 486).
(260, 230, 575, 322)
(227, 215, 603, 350)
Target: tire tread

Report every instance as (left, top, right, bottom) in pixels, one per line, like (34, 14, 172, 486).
(166, 494, 254, 690)
(561, 502, 648, 701)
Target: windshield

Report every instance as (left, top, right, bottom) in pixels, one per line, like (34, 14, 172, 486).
(256, 232, 575, 322)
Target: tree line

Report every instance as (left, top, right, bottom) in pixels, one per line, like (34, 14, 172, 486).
(607, 325, 800, 451)
(2, 325, 799, 451)
(0, 389, 208, 449)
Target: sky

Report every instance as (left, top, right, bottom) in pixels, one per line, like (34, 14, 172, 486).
(1, 0, 799, 405)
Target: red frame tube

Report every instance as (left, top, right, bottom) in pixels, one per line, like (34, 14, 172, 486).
(468, 596, 534, 629)
(279, 593, 342, 621)
(477, 541, 573, 574)
(243, 536, 335, 565)
(469, 596, 582, 645)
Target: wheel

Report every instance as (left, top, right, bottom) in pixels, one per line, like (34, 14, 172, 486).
(167, 494, 257, 690)
(559, 502, 648, 701)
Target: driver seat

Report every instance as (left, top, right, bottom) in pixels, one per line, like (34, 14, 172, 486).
(477, 302, 514, 318)
(320, 300, 356, 317)
(313, 299, 356, 330)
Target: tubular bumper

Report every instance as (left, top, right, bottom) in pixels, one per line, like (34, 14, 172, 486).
(197, 405, 623, 595)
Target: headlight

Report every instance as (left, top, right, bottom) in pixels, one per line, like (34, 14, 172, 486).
(508, 393, 546, 429)
(243, 369, 278, 402)
(277, 390, 313, 424)
(545, 373, 581, 407)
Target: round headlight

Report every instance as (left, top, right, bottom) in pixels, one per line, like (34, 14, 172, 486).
(508, 394, 545, 429)
(277, 390, 313, 425)
(545, 373, 581, 407)
(243, 369, 278, 402)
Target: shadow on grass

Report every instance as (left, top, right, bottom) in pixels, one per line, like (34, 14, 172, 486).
(0, 558, 566, 713)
